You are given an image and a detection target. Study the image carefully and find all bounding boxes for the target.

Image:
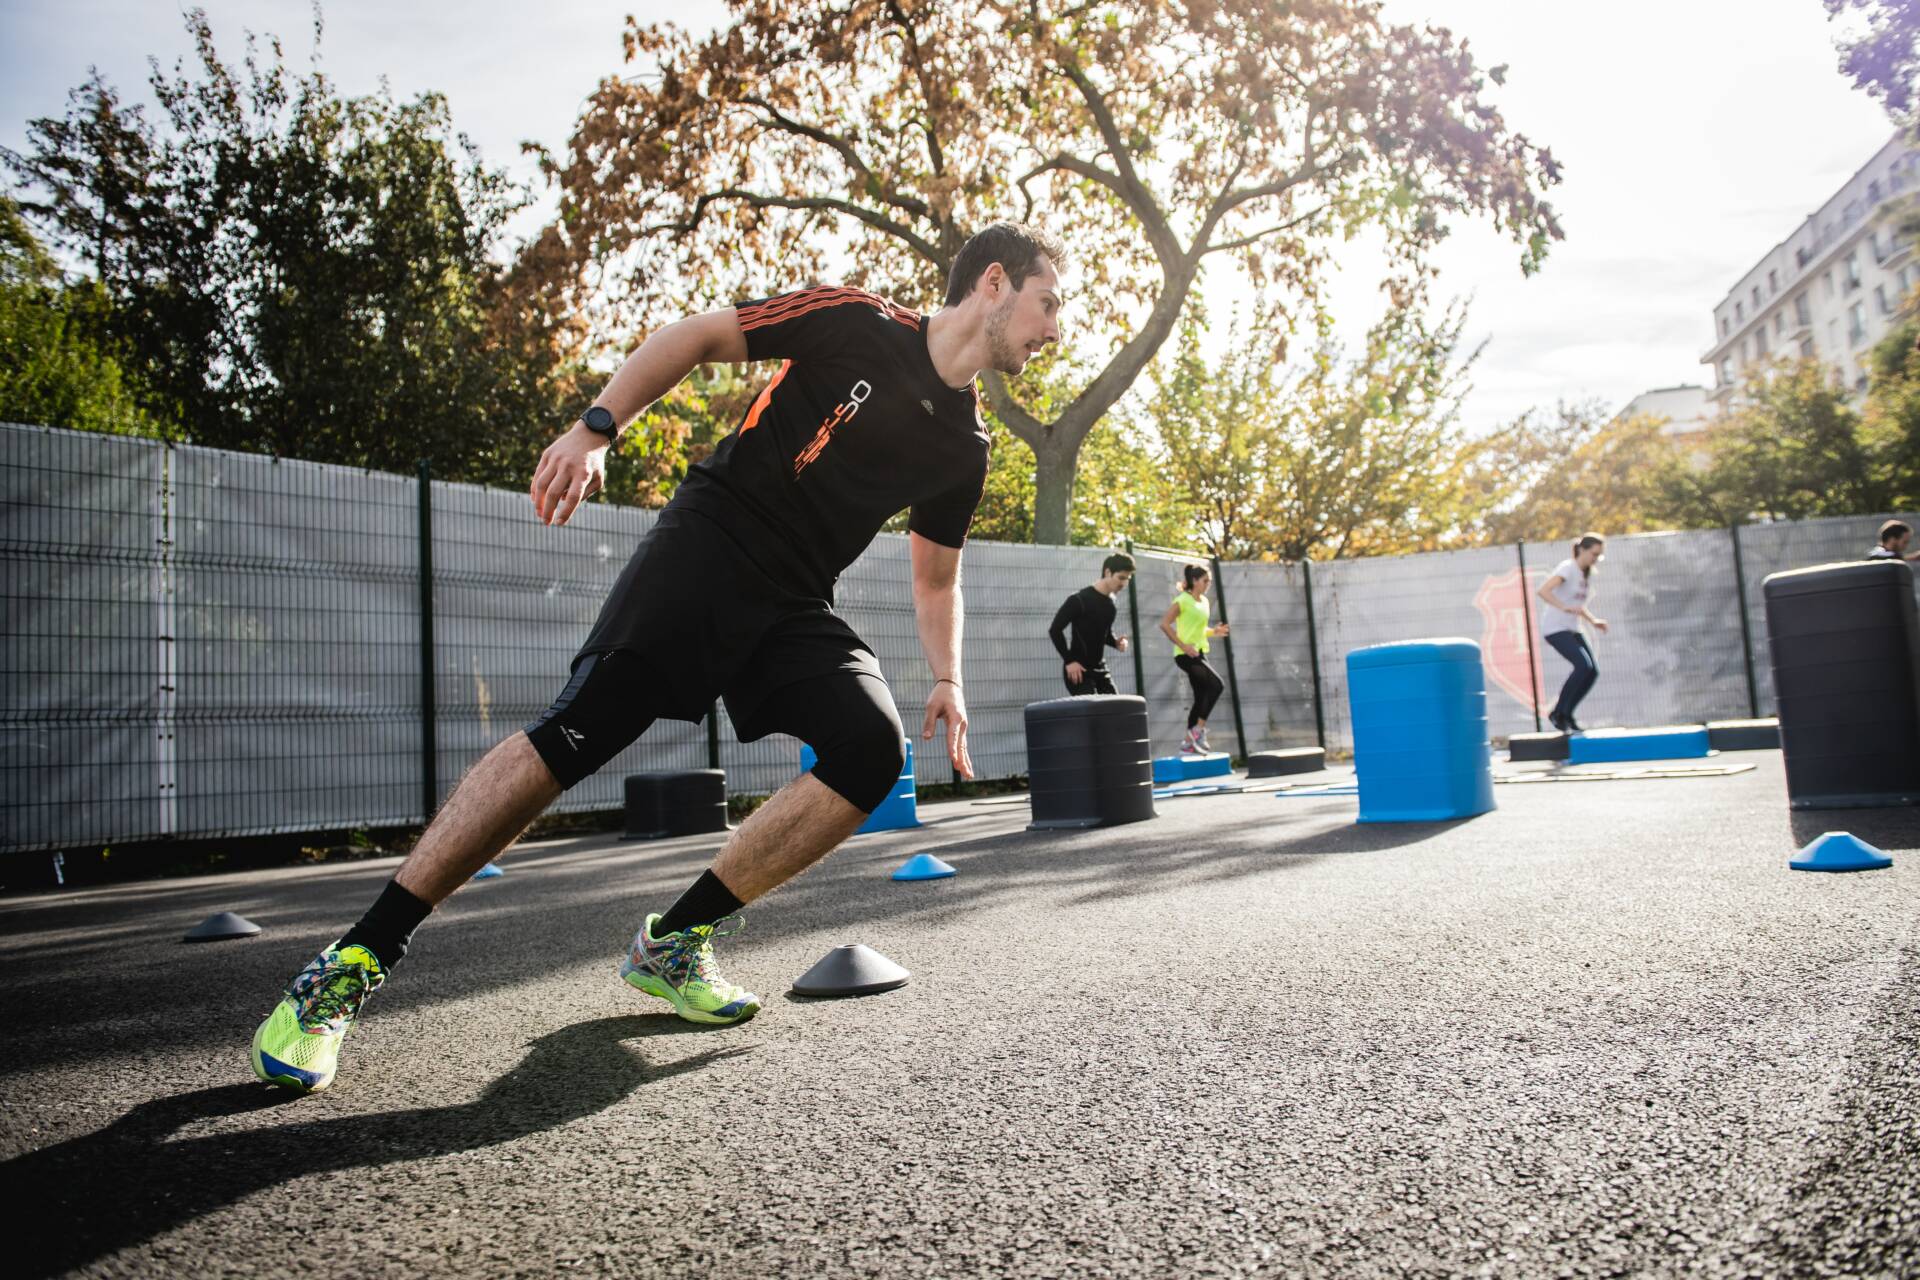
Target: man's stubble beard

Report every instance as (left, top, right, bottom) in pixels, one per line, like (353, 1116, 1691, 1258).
(985, 294, 1026, 374)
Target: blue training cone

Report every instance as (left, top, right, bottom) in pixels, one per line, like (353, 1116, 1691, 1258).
(1789, 832, 1893, 873)
(471, 862, 505, 880)
(892, 853, 957, 881)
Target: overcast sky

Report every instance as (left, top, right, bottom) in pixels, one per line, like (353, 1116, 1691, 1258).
(0, 0, 1898, 434)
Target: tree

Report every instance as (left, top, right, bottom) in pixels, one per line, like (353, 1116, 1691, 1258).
(5, 8, 586, 486)
(1658, 360, 1893, 525)
(1861, 316, 1920, 507)
(1826, 0, 1920, 130)
(542, 0, 1563, 542)
(0, 197, 168, 437)
(1472, 403, 1686, 544)
(1143, 291, 1486, 561)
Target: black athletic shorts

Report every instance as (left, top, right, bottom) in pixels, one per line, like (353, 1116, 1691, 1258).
(570, 505, 885, 739)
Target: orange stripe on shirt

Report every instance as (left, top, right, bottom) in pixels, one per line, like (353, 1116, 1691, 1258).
(738, 287, 920, 331)
(738, 360, 790, 434)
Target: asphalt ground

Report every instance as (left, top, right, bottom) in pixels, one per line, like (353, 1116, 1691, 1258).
(2, 751, 1916, 1279)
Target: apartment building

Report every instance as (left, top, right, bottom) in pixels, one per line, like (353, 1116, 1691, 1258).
(1702, 132, 1920, 404)
(1617, 384, 1711, 438)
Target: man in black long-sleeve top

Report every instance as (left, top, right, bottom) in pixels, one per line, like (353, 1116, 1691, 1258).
(1049, 553, 1135, 695)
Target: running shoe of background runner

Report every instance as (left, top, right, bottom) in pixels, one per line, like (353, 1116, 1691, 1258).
(251, 941, 385, 1092)
(622, 914, 761, 1025)
(1181, 729, 1202, 754)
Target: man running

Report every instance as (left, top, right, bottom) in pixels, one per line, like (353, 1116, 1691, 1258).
(1048, 553, 1134, 695)
(251, 222, 1066, 1092)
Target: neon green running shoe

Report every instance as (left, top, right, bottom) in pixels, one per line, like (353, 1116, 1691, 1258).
(250, 941, 385, 1092)
(621, 914, 760, 1025)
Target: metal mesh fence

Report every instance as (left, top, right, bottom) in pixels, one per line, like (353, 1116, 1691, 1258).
(8, 420, 1919, 853)
(1312, 543, 1534, 746)
(2, 427, 165, 850)
(169, 448, 423, 837)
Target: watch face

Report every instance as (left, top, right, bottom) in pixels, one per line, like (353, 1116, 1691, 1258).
(583, 406, 615, 434)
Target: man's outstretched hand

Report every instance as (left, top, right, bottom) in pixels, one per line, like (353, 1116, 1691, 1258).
(531, 424, 609, 526)
(922, 682, 974, 780)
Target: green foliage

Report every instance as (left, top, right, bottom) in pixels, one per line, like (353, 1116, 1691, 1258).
(0, 198, 168, 437)
(1140, 293, 1486, 561)
(970, 415, 1197, 548)
(4, 8, 585, 485)
(1658, 360, 1895, 525)
(1473, 404, 1686, 543)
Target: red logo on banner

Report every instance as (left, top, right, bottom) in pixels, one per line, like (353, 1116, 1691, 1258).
(1473, 568, 1544, 713)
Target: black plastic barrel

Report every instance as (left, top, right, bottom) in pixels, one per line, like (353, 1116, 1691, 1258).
(1024, 695, 1156, 830)
(1762, 560, 1920, 809)
(622, 769, 730, 839)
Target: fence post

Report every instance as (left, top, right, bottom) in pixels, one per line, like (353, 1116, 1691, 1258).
(1729, 523, 1761, 718)
(1209, 555, 1249, 759)
(1301, 558, 1327, 750)
(707, 703, 722, 771)
(1515, 540, 1542, 733)
(417, 458, 439, 822)
(1123, 538, 1147, 695)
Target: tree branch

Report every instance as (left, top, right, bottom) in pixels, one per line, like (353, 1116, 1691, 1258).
(735, 95, 933, 222)
(1199, 204, 1332, 257)
(1053, 61, 1181, 268)
(645, 187, 944, 266)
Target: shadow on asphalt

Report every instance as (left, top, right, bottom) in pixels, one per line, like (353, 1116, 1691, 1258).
(4, 1013, 744, 1278)
(0, 800, 1451, 1081)
(1787, 804, 1920, 852)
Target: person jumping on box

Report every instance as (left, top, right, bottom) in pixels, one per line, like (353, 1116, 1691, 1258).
(1536, 533, 1610, 733)
(1158, 563, 1229, 754)
(1048, 553, 1134, 695)
(250, 222, 1066, 1092)
(1866, 519, 1920, 563)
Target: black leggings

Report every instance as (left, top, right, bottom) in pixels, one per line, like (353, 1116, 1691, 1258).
(1174, 653, 1224, 728)
(1543, 630, 1598, 721)
(524, 650, 906, 813)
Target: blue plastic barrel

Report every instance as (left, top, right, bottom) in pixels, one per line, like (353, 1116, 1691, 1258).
(800, 737, 921, 833)
(1346, 638, 1495, 823)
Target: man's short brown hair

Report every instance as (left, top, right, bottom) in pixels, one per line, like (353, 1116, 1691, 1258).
(1880, 519, 1911, 545)
(945, 221, 1066, 307)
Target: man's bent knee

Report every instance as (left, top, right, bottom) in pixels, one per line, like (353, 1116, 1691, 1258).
(809, 710, 906, 815)
(524, 651, 656, 789)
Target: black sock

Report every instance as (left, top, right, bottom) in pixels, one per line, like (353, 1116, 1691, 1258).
(654, 869, 744, 938)
(338, 879, 433, 973)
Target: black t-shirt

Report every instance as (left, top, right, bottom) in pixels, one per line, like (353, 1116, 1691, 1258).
(1049, 586, 1121, 669)
(667, 285, 990, 597)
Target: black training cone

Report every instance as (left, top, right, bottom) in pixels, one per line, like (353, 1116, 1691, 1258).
(790, 943, 909, 997)
(182, 911, 262, 943)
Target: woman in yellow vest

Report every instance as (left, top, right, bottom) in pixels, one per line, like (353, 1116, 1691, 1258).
(1157, 563, 1231, 753)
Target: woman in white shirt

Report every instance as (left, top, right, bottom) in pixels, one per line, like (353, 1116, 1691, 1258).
(1535, 534, 1610, 733)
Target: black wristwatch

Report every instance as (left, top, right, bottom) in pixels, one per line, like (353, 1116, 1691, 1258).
(578, 405, 617, 443)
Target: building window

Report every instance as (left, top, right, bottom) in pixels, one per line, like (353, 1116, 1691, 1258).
(1767, 269, 1778, 294)
(1849, 302, 1867, 345)
(1751, 285, 1762, 309)
(1800, 338, 1815, 359)
(1878, 285, 1892, 316)
(1845, 251, 1862, 289)
(1870, 179, 1884, 203)
(1735, 301, 1745, 323)
(1824, 271, 1836, 298)
(1719, 357, 1733, 386)
(1830, 318, 1841, 349)
(1775, 311, 1785, 336)
(1794, 293, 1811, 326)
(1871, 231, 1886, 263)
(1755, 328, 1769, 356)
(1720, 315, 1730, 338)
